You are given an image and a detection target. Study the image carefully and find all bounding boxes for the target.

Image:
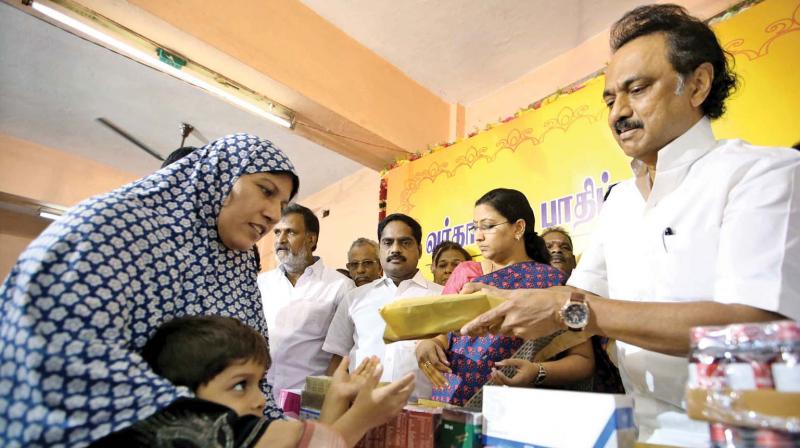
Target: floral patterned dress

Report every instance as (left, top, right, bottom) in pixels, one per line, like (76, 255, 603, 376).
(431, 261, 565, 405)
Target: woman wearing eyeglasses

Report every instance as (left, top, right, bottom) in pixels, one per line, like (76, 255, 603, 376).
(416, 188, 596, 406)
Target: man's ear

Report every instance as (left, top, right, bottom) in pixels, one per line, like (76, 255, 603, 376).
(689, 62, 714, 109)
(307, 233, 318, 251)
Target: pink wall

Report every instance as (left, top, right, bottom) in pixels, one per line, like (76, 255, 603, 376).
(257, 167, 381, 272)
(464, 0, 740, 131)
(0, 133, 140, 279)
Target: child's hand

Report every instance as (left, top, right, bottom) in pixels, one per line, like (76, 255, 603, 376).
(490, 358, 539, 387)
(330, 356, 380, 403)
(320, 356, 380, 424)
(350, 366, 415, 428)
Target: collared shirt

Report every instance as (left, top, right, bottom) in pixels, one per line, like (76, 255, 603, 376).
(258, 257, 354, 399)
(323, 270, 443, 397)
(568, 118, 800, 447)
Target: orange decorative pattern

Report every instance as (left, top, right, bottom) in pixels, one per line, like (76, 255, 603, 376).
(396, 104, 604, 213)
(723, 1, 799, 60)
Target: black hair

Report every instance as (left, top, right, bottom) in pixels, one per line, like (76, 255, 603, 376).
(541, 226, 574, 248)
(475, 188, 550, 264)
(377, 213, 423, 247)
(271, 170, 300, 201)
(610, 3, 737, 119)
(431, 240, 472, 265)
(282, 203, 319, 250)
(141, 315, 270, 391)
(161, 146, 196, 168)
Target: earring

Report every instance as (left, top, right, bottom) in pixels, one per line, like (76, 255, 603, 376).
(515, 234, 521, 240)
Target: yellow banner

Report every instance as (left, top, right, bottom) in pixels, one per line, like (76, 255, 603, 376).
(383, 0, 800, 277)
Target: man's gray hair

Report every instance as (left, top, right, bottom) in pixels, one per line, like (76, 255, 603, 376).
(349, 237, 379, 253)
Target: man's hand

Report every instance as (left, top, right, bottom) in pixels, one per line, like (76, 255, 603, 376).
(460, 286, 577, 339)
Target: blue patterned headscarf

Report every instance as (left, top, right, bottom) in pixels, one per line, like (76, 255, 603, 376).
(0, 133, 298, 447)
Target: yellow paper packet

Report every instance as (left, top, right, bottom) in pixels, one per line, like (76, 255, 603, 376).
(379, 292, 506, 343)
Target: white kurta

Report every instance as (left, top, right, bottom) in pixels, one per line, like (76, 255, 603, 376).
(568, 118, 800, 447)
(323, 271, 443, 398)
(258, 257, 354, 400)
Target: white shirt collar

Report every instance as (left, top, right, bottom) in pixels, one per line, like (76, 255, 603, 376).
(279, 256, 323, 279)
(630, 117, 717, 201)
(376, 269, 430, 289)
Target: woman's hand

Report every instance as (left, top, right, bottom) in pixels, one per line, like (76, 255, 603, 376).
(490, 359, 540, 387)
(415, 338, 450, 388)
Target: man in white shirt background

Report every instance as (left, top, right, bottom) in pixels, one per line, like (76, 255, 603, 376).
(461, 4, 799, 447)
(258, 203, 354, 402)
(345, 238, 383, 287)
(323, 213, 443, 397)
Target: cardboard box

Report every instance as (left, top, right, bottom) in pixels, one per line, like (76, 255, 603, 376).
(405, 405, 443, 448)
(686, 388, 800, 427)
(300, 390, 326, 411)
(304, 375, 333, 394)
(385, 412, 409, 448)
(298, 406, 320, 421)
(482, 386, 635, 448)
(437, 408, 482, 448)
(279, 388, 302, 419)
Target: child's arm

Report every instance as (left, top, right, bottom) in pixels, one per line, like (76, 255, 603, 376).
(253, 420, 353, 448)
(319, 356, 379, 424)
(331, 369, 415, 447)
(490, 338, 595, 387)
(252, 364, 414, 448)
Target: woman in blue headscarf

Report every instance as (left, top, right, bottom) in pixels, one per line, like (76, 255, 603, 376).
(0, 133, 298, 447)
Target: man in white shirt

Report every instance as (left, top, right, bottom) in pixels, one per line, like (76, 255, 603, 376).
(461, 5, 799, 447)
(345, 238, 383, 287)
(323, 214, 443, 397)
(258, 204, 354, 401)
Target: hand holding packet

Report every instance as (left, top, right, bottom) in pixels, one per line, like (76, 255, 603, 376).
(379, 292, 507, 343)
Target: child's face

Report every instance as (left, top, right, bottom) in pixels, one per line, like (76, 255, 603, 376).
(196, 359, 267, 417)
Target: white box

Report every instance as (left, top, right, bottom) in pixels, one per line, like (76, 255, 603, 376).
(482, 386, 636, 448)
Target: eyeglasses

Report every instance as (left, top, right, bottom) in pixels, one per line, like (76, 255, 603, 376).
(346, 260, 378, 270)
(468, 221, 509, 234)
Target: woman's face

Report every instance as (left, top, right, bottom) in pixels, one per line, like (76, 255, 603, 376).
(472, 203, 522, 262)
(431, 248, 468, 285)
(217, 172, 294, 251)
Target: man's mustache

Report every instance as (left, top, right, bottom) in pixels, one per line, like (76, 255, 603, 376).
(387, 255, 406, 263)
(614, 118, 643, 135)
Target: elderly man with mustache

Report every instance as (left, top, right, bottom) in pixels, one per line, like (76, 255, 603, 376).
(324, 213, 442, 399)
(258, 203, 355, 403)
(462, 4, 799, 447)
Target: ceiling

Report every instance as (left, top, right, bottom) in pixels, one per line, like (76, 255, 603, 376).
(0, 2, 363, 201)
(300, 0, 646, 104)
(1, 0, 655, 204)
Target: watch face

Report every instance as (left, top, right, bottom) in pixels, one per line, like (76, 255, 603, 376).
(563, 303, 588, 328)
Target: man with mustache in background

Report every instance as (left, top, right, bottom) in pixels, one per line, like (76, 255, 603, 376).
(324, 213, 442, 398)
(461, 4, 799, 447)
(258, 204, 354, 403)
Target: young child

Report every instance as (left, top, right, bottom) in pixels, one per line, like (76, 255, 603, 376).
(92, 315, 414, 447)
